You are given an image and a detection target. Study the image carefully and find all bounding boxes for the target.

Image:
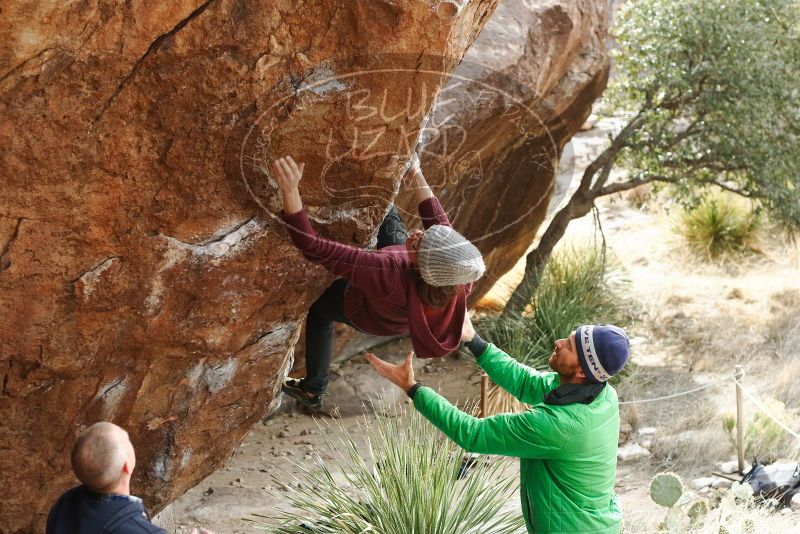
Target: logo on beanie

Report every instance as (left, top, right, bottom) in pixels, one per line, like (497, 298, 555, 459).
(580, 325, 611, 382)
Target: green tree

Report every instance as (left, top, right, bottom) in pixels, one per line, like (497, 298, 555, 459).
(504, 0, 800, 317)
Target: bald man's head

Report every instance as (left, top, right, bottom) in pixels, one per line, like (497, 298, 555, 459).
(71, 422, 135, 493)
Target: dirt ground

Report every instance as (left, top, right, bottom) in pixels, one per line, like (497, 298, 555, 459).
(172, 123, 800, 533)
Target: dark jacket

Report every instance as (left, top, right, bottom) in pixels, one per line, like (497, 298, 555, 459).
(46, 485, 167, 534)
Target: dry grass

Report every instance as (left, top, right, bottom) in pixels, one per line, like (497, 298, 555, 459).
(620, 403, 641, 432)
(767, 289, 800, 353)
(775, 358, 800, 408)
(469, 384, 526, 417)
(650, 426, 733, 472)
(650, 298, 782, 371)
(765, 289, 800, 409)
(616, 366, 735, 472)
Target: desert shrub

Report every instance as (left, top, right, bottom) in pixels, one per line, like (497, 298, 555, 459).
(721, 397, 800, 464)
(722, 413, 737, 448)
(625, 183, 653, 209)
(676, 194, 762, 260)
(251, 401, 524, 533)
(742, 399, 799, 463)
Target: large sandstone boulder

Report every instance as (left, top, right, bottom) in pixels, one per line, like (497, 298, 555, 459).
(398, 0, 610, 300)
(290, 0, 610, 369)
(0, 1, 500, 530)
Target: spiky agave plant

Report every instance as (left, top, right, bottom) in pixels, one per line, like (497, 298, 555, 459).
(677, 193, 762, 260)
(249, 399, 524, 533)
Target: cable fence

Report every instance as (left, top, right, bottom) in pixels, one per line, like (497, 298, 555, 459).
(618, 369, 800, 443)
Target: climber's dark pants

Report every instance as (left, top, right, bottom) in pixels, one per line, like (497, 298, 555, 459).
(302, 206, 409, 395)
(375, 204, 410, 250)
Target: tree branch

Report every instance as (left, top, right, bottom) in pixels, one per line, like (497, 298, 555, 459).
(697, 178, 752, 197)
(578, 109, 651, 193)
(597, 172, 751, 198)
(590, 155, 617, 192)
(659, 77, 707, 111)
(663, 158, 748, 173)
(596, 175, 677, 196)
(662, 115, 705, 148)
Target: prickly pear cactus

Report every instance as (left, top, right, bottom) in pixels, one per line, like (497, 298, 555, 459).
(650, 472, 684, 508)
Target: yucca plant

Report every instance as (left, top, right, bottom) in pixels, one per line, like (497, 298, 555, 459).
(677, 194, 762, 259)
(477, 245, 629, 415)
(249, 400, 524, 533)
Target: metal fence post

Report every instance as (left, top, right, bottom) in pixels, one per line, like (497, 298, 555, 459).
(735, 365, 745, 475)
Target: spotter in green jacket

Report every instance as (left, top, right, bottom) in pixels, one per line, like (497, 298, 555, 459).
(370, 323, 631, 533)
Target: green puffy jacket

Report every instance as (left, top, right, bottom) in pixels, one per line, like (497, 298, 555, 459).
(413, 343, 622, 533)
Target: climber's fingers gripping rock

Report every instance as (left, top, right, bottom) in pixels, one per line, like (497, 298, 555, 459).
(272, 155, 306, 214)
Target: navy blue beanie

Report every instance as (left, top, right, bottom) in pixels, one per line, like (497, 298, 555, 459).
(574, 325, 630, 383)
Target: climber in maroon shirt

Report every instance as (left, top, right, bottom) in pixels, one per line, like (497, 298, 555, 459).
(272, 155, 485, 414)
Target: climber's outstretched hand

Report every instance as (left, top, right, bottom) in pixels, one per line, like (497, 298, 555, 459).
(271, 155, 305, 214)
(271, 156, 305, 191)
(366, 351, 417, 392)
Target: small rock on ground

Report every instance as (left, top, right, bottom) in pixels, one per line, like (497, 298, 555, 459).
(690, 477, 717, 490)
(617, 443, 651, 462)
(712, 478, 733, 489)
(790, 493, 800, 512)
(719, 460, 740, 474)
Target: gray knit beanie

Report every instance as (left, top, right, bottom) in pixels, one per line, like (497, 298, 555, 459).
(417, 225, 485, 286)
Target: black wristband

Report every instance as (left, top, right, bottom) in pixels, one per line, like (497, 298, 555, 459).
(406, 382, 423, 399)
(464, 332, 489, 358)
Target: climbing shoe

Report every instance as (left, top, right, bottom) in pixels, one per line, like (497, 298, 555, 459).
(281, 378, 335, 417)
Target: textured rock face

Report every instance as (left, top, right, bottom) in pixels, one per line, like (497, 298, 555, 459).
(397, 0, 610, 300)
(0, 1, 499, 531)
